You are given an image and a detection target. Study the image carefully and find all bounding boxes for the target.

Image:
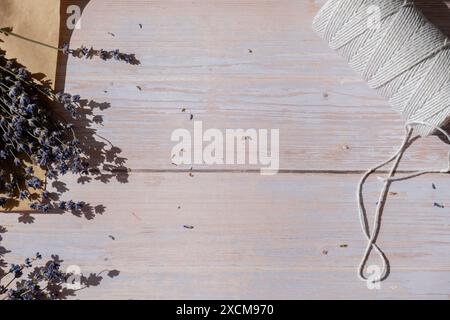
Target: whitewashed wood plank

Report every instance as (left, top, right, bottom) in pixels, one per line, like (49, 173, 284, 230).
(56, 0, 450, 171)
(2, 172, 450, 299)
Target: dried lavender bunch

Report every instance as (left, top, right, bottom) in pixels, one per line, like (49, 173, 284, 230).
(0, 227, 110, 300)
(0, 50, 87, 212)
(0, 253, 106, 300)
(0, 252, 57, 300)
(0, 28, 139, 65)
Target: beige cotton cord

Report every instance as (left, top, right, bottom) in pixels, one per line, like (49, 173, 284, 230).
(313, 0, 450, 282)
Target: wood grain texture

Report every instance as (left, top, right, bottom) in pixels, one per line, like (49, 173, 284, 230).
(4, 172, 450, 299)
(3, 0, 450, 299)
(62, 0, 450, 171)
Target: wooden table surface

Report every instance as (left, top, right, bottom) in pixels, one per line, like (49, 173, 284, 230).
(3, 0, 450, 299)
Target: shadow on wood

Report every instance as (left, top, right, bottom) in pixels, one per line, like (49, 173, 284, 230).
(55, 0, 92, 94)
(414, 0, 450, 143)
(416, 0, 450, 38)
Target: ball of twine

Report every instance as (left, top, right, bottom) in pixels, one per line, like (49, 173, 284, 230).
(313, 0, 450, 282)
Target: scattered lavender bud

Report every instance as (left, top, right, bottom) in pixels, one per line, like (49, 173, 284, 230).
(434, 202, 444, 209)
(62, 43, 71, 55)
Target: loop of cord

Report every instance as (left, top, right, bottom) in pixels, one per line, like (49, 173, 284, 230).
(313, 0, 450, 282)
(357, 122, 450, 282)
(356, 126, 413, 281)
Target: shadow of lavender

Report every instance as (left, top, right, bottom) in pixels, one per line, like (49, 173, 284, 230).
(56, 0, 140, 93)
(43, 97, 130, 220)
(1, 0, 130, 300)
(0, 226, 9, 277)
(0, 47, 130, 221)
(0, 251, 120, 300)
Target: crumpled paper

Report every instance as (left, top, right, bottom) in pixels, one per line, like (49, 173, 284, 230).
(0, 0, 61, 211)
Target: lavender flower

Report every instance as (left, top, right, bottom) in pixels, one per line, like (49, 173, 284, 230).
(0, 253, 105, 300)
(1, 49, 89, 212)
(0, 28, 140, 67)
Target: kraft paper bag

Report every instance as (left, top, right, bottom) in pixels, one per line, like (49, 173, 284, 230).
(0, 0, 61, 212)
(0, 0, 61, 86)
